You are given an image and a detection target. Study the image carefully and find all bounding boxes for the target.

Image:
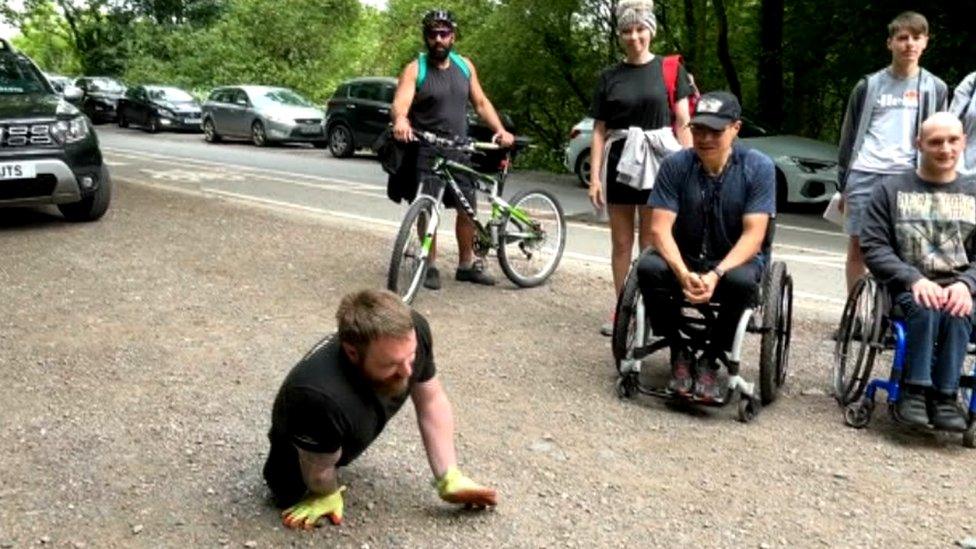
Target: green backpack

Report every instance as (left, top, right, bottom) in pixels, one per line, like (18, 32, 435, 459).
(416, 51, 471, 90)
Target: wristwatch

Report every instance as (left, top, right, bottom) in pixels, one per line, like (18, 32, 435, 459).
(712, 266, 726, 279)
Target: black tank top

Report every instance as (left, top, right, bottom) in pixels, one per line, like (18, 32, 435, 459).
(409, 57, 470, 138)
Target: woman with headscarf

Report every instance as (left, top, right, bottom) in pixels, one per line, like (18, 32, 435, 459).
(589, 0, 693, 335)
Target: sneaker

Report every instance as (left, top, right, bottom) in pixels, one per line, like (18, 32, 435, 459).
(930, 395, 968, 432)
(455, 260, 497, 286)
(693, 358, 724, 402)
(893, 390, 929, 427)
(423, 266, 442, 290)
(667, 350, 694, 397)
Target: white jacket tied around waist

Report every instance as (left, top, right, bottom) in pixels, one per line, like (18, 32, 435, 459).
(601, 126, 682, 199)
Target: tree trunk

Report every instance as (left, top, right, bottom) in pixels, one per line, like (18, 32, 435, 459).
(758, 0, 784, 130)
(712, 0, 741, 99)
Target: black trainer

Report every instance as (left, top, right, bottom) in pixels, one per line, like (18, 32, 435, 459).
(930, 394, 968, 432)
(893, 390, 929, 427)
(423, 266, 442, 290)
(455, 260, 496, 286)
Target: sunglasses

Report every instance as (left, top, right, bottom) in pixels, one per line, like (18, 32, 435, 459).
(425, 29, 454, 39)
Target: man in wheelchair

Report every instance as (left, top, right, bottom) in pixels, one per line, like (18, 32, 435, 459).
(636, 91, 776, 401)
(860, 112, 975, 431)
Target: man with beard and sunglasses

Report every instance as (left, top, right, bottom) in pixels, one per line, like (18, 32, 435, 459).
(263, 289, 497, 529)
(390, 9, 515, 290)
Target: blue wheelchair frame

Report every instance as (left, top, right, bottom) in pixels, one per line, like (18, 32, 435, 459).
(841, 283, 976, 446)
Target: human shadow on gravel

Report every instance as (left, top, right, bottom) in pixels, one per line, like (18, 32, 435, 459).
(854, 411, 970, 450)
(0, 207, 66, 230)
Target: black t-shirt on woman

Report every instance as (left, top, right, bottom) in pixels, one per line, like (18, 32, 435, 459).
(589, 56, 693, 130)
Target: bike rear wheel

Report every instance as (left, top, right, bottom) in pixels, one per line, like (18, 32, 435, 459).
(387, 196, 438, 303)
(497, 189, 566, 287)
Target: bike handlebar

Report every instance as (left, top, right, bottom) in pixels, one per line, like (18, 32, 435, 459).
(414, 131, 503, 152)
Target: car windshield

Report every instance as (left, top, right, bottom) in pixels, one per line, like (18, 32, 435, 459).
(255, 89, 313, 108)
(149, 87, 194, 102)
(0, 55, 49, 95)
(88, 78, 125, 93)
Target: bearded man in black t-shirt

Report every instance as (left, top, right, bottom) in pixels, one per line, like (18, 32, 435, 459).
(263, 289, 496, 529)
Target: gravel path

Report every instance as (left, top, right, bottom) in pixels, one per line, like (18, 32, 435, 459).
(1, 182, 974, 548)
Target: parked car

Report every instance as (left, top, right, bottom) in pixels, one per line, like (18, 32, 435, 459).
(0, 38, 111, 221)
(201, 85, 327, 147)
(325, 75, 519, 158)
(73, 76, 126, 124)
(117, 85, 202, 133)
(44, 73, 73, 95)
(563, 116, 838, 206)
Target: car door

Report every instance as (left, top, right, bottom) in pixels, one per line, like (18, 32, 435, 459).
(205, 89, 227, 132)
(362, 82, 395, 147)
(133, 86, 150, 125)
(230, 89, 253, 136)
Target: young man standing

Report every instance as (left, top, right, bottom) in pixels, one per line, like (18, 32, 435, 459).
(837, 11, 948, 294)
(390, 9, 515, 290)
(860, 113, 974, 431)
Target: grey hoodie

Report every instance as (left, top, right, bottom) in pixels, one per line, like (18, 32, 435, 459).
(837, 68, 948, 192)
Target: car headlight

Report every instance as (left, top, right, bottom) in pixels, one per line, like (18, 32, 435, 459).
(788, 156, 837, 174)
(157, 107, 176, 119)
(267, 113, 294, 124)
(51, 116, 90, 145)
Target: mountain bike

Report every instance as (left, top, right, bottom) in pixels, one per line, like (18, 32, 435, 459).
(387, 132, 566, 304)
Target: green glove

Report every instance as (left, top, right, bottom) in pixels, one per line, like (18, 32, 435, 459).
(434, 466, 497, 508)
(281, 486, 346, 529)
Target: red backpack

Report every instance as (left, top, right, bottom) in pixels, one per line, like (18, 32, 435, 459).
(662, 54, 700, 134)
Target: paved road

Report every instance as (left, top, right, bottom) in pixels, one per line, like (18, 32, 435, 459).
(96, 126, 848, 317)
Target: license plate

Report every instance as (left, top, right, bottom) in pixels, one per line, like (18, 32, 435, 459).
(0, 162, 35, 180)
(300, 125, 322, 135)
(184, 118, 201, 125)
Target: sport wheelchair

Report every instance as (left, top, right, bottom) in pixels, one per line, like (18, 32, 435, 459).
(612, 248, 794, 423)
(833, 275, 976, 446)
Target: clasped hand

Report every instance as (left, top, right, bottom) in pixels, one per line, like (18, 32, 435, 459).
(682, 270, 719, 305)
(912, 279, 973, 317)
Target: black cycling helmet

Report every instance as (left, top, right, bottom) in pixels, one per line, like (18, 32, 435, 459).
(422, 9, 456, 31)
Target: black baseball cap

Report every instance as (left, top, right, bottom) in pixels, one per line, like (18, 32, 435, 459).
(690, 91, 742, 130)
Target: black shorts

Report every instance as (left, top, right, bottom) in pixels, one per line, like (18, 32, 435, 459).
(605, 140, 651, 206)
(411, 144, 477, 210)
(263, 436, 307, 508)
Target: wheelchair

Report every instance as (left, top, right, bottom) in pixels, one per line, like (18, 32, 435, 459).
(611, 247, 794, 423)
(832, 275, 976, 446)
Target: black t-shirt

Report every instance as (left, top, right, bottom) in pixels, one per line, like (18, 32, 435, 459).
(589, 57, 693, 130)
(268, 311, 436, 466)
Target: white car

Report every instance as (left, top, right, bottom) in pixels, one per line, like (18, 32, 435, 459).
(563, 117, 838, 206)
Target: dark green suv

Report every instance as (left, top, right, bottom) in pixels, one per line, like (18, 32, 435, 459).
(0, 38, 111, 221)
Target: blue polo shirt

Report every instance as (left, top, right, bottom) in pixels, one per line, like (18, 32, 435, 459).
(649, 144, 776, 267)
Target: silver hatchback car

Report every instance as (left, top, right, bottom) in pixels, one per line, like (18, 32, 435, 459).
(201, 85, 327, 147)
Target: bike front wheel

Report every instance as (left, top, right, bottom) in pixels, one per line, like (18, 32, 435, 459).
(387, 195, 438, 303)
(497, 189, 566, 287)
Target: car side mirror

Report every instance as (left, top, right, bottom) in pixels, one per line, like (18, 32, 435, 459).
(63, 86, 83, 102)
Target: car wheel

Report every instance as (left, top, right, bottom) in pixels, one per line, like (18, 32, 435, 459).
(117, 112, 128, 129)
(58, 165, 112, 222)
(145, 116, 160, 134)
(203, 118, 222, 143)
(575, 149, 591, 188)
(252, 120, 267, 147)
(328, 123, 354, 158)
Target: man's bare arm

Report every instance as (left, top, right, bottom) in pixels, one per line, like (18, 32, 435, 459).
(296, 447, 342, 495)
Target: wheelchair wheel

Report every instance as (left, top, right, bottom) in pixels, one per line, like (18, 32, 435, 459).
(612, 261, 645, 373)
(833, 276, 885, 406)
(844, 400, 873, 429)
(759, 262, 792, 405)
(964, 418, 976, 448)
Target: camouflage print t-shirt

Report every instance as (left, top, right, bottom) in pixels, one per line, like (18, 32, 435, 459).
(860, 171, 976, 294)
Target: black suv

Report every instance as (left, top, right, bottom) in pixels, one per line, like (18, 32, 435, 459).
(0, 39, 111, 221)
(325, 76, 516, 158)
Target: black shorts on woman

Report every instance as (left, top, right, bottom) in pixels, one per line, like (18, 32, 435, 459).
(590, 56, 693, 205)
